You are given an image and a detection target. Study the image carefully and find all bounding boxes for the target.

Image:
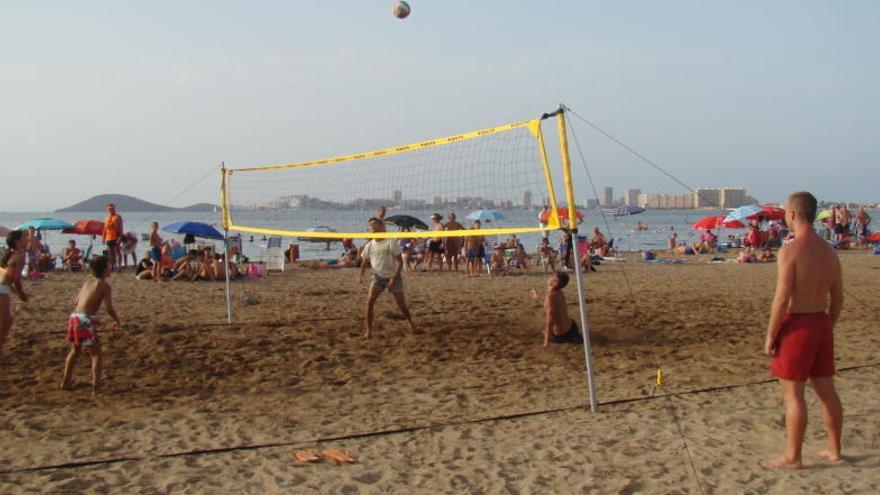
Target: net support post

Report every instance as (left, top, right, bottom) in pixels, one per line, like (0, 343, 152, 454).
(556, 104, 598, 412)
(221, 162, 233, 325)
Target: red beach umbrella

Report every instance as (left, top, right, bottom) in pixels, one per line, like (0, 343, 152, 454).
(751, 205, 785, 221)
(692, 215, 745, 230)
(539, 207, 585, 223)
(63, 219, 105, 236)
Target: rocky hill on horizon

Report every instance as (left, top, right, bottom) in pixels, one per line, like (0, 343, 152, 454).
(55, 194, 217, 213)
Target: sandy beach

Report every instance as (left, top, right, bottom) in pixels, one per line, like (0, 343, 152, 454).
(1, 250, 878, 493)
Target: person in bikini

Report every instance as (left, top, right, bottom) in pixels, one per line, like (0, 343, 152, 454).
(531, 272, 580, 346)
(61, 256, 121, 395)
(1, 230, 31, 355)
(359, 214, 417, 338)
(763, 191, 844, 469)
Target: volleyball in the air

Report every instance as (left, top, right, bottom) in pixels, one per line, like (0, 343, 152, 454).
(392, 1, 411, 19)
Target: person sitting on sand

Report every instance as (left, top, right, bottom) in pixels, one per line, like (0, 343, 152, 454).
(509, 243, 528, 271)
(490, 245, 507, 276)
(135, 251, 152, 277)
(759, 247, 777, 262)
(359, 214, 417, 338)
(63, 240, 83, 272)
(737, 246, 757, 264)
(675, 242, 695, 255)
(60, 256, 121, 395)
(530, 272, 581, 347)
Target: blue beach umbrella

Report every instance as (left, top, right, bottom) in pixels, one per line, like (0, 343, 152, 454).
(15, 218, 75, 231)
(466, 209, 505, 222)
(723, 204, 764, 224)
(162, 221, 224, 240)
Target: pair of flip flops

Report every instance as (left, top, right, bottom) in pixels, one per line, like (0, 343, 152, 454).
(294, 449, 357, 465)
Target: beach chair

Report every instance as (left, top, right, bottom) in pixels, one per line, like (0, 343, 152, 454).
(266, 236, 285, 272)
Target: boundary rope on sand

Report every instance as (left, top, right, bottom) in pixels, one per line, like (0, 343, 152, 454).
(4, 361, 877, 476)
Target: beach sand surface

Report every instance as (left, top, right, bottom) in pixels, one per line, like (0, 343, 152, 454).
(1, 251, 878, 493)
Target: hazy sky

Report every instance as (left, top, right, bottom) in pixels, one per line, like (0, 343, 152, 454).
(2, 1, 877, 212)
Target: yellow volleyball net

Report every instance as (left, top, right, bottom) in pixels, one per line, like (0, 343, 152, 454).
(221, 112, 570, 240)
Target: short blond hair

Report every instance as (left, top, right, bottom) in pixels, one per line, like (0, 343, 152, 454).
(787, 191, 817, 223)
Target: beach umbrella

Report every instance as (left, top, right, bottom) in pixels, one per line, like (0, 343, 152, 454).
(0, 225, 10, 236)
(466, 209, 505, 222)
(613, 205, 645, 216)
(384, 215, 429, 231)
(63, 219, 105, 236)
(692, 215, 745, 230)
(162, 221, 224, 240)
(723, 205, 764, 224)
(15, 217, 75, 231)
(539, 207, 584, 223)
(816, 209, 832, 221)
(757, 205, 786, 221)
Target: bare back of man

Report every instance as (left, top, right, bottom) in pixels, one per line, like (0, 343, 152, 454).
(763, 192, 843, 470)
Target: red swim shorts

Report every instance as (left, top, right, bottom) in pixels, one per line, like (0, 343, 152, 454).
(770, 312, 835, 382)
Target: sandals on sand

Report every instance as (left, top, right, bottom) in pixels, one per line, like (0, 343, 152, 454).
(323, 449, 357, 464)
(294, 450, 322, 463)
(293, 448, 357, 465)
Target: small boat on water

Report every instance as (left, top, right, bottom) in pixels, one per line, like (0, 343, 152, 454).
(297, 226, 341, 243)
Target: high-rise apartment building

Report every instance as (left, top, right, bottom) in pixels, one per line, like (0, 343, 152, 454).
(601, 186, 614, 207)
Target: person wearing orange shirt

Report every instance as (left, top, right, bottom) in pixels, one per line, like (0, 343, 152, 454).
(102, 203, 124, 271)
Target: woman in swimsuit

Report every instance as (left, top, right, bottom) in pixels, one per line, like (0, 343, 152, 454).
(1, 230, 31, 355)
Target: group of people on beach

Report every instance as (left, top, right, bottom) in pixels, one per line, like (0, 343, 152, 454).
(822, 204, 872, 248)
(0, 192, 853, 469)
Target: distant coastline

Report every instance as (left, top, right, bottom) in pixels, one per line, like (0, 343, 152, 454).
(54, 194, 217, 213)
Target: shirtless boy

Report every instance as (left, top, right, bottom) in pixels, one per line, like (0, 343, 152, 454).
(61, 256, 121, 395)
(359, 215, 416, 338)
(1, 231, 30, 355)
(427, 213, 445, 272)
(464, 220, 485, 277)
(763, 191, 843, 469)
(531, 272, 581, 347)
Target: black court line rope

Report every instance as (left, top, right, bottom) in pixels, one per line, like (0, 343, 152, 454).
(4, 361, 878, 475)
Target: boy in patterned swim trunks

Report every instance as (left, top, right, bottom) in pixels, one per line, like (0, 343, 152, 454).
(60, 256, 122, 395)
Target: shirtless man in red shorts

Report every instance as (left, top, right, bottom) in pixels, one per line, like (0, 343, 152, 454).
(763, 191, 843, 469)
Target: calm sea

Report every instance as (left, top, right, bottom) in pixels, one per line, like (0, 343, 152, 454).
(1, 209, 873, 261)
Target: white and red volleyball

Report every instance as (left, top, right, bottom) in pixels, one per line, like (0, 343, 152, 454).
(392, 1, 411, 19)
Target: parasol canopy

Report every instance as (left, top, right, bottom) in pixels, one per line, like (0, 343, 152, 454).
(162, 221, 224, 240)
(384, 215, 429, 231)
(15, 217, 75, 231)
(63, 219, 105, 236)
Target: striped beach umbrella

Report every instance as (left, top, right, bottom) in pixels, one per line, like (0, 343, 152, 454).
(723, 205, 764, 224)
